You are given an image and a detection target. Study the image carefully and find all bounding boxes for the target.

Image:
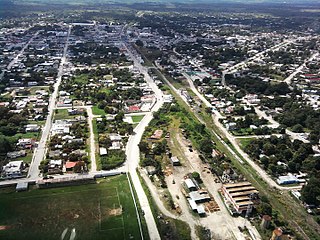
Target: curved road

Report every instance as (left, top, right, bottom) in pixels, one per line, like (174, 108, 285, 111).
(124, 42, 163, 240)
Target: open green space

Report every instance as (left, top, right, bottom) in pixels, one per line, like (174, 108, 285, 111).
(28, 86, 50, 95)
(92, 106, 106, 116)
(131, 115, 145, 123)
(54, 109, 77, 120)
(92, 119, 101, 170)
(14, 131, 40, 140)
(237, 137, 255, 148)
(0, 175, 143, 240)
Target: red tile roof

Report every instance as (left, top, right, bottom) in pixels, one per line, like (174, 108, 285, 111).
(65, 161, 77, 169)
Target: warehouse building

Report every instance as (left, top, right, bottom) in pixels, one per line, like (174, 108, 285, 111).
(221, 181, 259, 214)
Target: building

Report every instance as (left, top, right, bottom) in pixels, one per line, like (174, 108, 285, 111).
(261, 215, 272, 229)
(17, 138, 35, 149)
(189, 190, 211, 203)
(184, 178, 197, 192)
(65, 161, 77, 172)
(99, 147, 107, 156)
(150, 129, 163, 140)
(222, 181, 259, 214)
(2, 160, 24, 178)
(277, 175, 299, 185)
(7, 150, 26, 159)
(170, 156, 181, 166)
(270, 228, 283, 240)
(16, 182, 28, 192)
(48, 160, 62, 174)
(25, 124, 40, 132)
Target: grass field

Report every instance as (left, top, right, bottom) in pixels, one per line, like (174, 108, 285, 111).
(131, 115, 145, 123)
(92, 106, 106, 116)
(0, 175, 143, 240)
(54, 109, 77, 120)
(237, 137, 255, 148)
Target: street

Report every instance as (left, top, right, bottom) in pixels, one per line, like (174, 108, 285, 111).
(27, 25, 72, 179)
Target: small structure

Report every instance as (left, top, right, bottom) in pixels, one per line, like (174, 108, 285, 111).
(65, 161, 77, 172)
(184, 178, 197, 191)
(170, 156, 181, 166)
(99, 147, 107, 156)
(271, 228, 283, 240)
(146, 166, 157, 175)
(260, 215, 271, 229)
(150, 129, 163, 140)
(16, 182, 28, 192)
(189, 191, 211, 203)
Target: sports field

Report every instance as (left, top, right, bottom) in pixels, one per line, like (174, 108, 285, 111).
(0, 175, 143, 240)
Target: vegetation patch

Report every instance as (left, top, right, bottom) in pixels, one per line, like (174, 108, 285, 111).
(0, 175, 142, 240)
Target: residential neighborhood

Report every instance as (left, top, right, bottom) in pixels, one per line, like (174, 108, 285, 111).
(0, 1, 320, 240)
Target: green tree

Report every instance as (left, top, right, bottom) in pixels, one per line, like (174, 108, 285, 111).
(301, 177, 320, 205)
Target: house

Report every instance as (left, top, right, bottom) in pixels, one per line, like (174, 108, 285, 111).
(71, 149, 87, 156)
(128, 105, 140, 112)
(48, 150, 62, 158)
(25, 124, 40, 132)
(48, 159, 62, 174)
(65, 161, 77, 172)
(109, 141, 121, 150)
(109, 133, 122, 142)
(51, 120, 71, 136)
(7, 150, 26, 159)
(150, 129, 163, 140)
(99, 147, 107, 156)
(17, 138, 35, 149)
(2, 160, 24, 178)
(225, 122, 237, 131)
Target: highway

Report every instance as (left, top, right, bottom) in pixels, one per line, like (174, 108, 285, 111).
(124, 42, 162, 240)
(27, 25, 72, 179)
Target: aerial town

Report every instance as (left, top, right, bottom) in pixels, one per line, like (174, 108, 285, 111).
(0, 0, 320, 240)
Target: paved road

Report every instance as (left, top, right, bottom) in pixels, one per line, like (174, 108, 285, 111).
(0, 31, 40, 81)
(284, 52, 319, 85)
(124, 42, 162, 240)
(27, 26, 72, 179)
(222, 39, 294, 86)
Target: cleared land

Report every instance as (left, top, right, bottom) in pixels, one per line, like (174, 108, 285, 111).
(0, 175, 142, 240)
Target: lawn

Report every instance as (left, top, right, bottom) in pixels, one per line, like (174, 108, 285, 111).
(54, 109, 75, 120)
(131, 115, 145, 123)
(29, 86, 50, 95)
(0, 175, 143, 240)
(92, 106, 106, 116)
(14, 132, 41, 140)
(237, 137, 255, 149)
